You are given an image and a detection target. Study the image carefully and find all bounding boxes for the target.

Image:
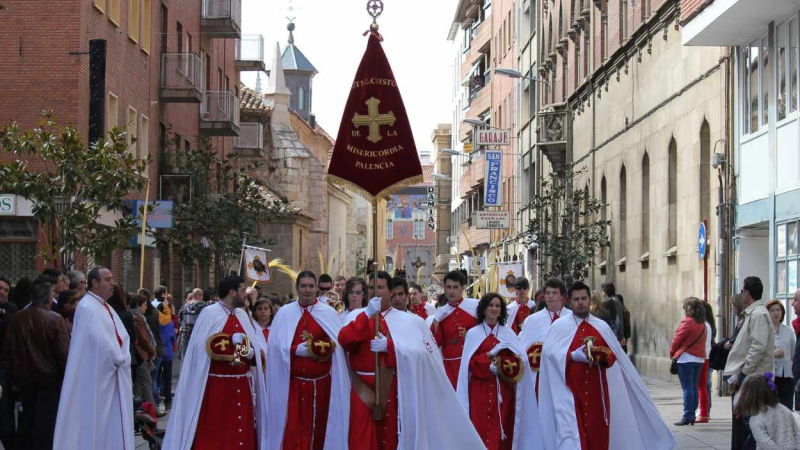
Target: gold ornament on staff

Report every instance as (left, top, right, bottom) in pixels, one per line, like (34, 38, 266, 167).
(232, 335, 253, 367)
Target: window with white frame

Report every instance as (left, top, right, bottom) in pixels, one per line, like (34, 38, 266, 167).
(741, 36, 767, 135)
(386, 218, 393, 239)
(776, 16, 800, 121)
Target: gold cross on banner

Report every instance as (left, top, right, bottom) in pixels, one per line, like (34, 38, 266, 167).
(352, 97, 396, 143)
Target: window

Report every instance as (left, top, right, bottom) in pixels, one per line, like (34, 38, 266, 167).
(107, 92, 118, 135)
(177, 21, 183, 53)
(668, 138, 678, 249)
(779, 21, 787, 120)
(641, 152, 650, 254)
(584, 29, 590, 78)
(217, 68, 223, 91)
(776, 221, 800, 299)
(94, 0, 105, 13)
(299, 86, 306, 110)
(109, 0, 120, 25)
(600, 176, 607, 261)
(619, 165, 627, 257)
(139, 115, 149, 164)
(762, 35, 770, 126)
(601, 13, 608, 62)
(620, 0, 628, 43)
(791, 18, 799, 113)
(575, 36, 581, 88)
(129, 0, 140, 42)
(742, 40, 761, 134)
(386, 218, 394, 239)
(160, 5, 168, 54)
(126, 107, 138, 155)
(142, 0, 151, 53)
(700, 121, 710, 223)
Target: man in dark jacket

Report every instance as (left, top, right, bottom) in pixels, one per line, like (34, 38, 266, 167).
(0, 275, 17, 449)
(141, 288, 165, 411)
(4, 278, 70, 450)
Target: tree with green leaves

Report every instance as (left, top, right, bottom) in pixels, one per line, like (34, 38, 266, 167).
(0, 112, 148, 270)
(524, 164, 610, 285)
(166, 137, 294, 282)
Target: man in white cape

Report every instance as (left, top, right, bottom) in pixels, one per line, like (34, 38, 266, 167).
(538, 282, 677, 450)
(54, 267, 134, 450)
(457, 299, 541, 450)
(342, 271, 485, 449)
(519, 277, 572, 398)
(506, 277, 536, 334)
(265, 271, 350, 450)
(162, 275, 268, 450)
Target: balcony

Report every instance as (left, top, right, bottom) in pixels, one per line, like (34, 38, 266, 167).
(537, 103, 570, 171)
(201, 0, 242, 39)
(684, 0, 797, 46)
(233, 122, 264, 155)
(235, 35, 265, 72)
(160, 53, 204, 103)
(200, 91, 240, 136)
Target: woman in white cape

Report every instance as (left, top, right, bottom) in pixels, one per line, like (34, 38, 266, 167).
(457, 293, 541, 450)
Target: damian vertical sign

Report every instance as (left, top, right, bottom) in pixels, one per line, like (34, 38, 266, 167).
(327, 34, 423, 198)
(484, 150, 502, 207)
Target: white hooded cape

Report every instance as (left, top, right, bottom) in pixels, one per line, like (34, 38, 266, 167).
(538, 314, 678, 450)
(519, 307, 572, 390)
(507, 299, 536, 330)
(456, 323, 542, 450)
(265, 301, 350, 450)
(345, 307, 485, 449)
(54, 292, 134, 450)
(162, 302, 269, 450)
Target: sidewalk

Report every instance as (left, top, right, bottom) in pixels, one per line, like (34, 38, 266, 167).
(644, 376, 732, 450)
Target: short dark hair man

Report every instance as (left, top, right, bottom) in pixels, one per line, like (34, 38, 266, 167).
(391, 277, 409, 312)
(318, 274, 334, 296)
(600, 281, 625, 341)
(507, 276, 534, 334)
(6, 279, 70, 450)
(431, 270, 479, 388)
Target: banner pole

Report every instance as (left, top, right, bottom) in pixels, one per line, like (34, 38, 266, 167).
(139, 178, 151, 290)
(372, 198, 381, 407)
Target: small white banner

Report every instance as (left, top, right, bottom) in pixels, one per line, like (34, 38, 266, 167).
(475, 211, 510, 229)
(497, 261, 524, 298)
(403, 245, 435, 286)
(243, 246, 271, 283)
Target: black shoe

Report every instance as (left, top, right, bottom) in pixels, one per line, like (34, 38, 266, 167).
(673, 419, 695, 426)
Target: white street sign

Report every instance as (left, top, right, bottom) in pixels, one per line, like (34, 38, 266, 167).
(475, 211, 510, 229)
(0, 195, 15, 215)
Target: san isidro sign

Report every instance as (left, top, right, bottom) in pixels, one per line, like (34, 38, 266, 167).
(427, 186, 435, 231)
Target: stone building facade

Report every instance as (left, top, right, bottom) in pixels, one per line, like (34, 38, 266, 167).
(537, 0, 728, 379)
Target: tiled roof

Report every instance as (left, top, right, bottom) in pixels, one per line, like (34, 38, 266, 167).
(239, 85, 272, 115)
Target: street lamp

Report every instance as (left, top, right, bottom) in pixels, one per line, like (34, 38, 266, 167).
(462, 118, 486, 127)
(431, 173, 452, 181)
(441, 149, 463, 156)
(494, 68, 550, 86)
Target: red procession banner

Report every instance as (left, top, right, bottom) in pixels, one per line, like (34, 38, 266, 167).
(327, 33, 423, 198)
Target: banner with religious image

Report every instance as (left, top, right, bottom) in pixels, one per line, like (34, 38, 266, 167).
(243, 246, 272, 283)
(497, 261, 524, 298)
(402, 245, 434, 287)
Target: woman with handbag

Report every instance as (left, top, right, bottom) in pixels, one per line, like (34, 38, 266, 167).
(766, 299, 796, 409)
(669, 297, 707, 426)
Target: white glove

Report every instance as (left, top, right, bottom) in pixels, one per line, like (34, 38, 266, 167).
(434, 304, 453, 322)
(570, 345, 590, 364)
(295, 342, 310, 358)
(489, 363, 498, 375)
(489, 345, 503, 357)
(232, 333, 246, 345)
(370, 333, 388, 353)
(365, 297, 382, 318)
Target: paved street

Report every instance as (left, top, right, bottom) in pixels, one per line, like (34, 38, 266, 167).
(644, 376, 732, 450)
(137, 368, 734, 449)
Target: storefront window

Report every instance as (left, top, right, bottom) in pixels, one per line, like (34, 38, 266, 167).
(778, 220, 800, 298)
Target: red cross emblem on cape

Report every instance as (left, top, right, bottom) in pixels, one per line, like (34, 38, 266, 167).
(327, 34, 423, 198)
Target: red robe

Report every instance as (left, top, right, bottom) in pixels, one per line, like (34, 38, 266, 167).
(410, 303, 428, 320)
(509, 302, 533, 334)
(192, 314, 256, 450)
(566, 321, 617, 450)
(283, 304, 333, 450)
(339, 310, 398, 450)
(262, 327, 270, 343)
(432, 300, 477, 388)
(468, 332, 516, 450)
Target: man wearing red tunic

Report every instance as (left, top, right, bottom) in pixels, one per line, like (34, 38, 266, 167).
(506, 277, 535, 334)
(408, 282, 434, 319)
(265, 271, 350, 450)
(339, 272, 399, 450)
(538, 282, 677, 450)
(163, 275, 268, 450)
(431, 270, 479, 388)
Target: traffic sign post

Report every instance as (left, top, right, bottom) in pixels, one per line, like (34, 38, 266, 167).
(698, 222, 707, 260)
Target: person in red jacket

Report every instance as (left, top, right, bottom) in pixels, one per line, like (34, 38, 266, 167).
(669, 297, 708, 426)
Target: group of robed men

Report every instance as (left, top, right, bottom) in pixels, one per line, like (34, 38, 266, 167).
(52, 266, 678, 450)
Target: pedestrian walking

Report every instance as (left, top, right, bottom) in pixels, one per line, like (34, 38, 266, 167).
(735, 373, 800, 450)
(724, 276, 775, 450)
(766, 299, 795, 409)
(130, 293, 157, 407)
(159, 299, 177, 411)
(178, 288, 207, 359)
(4, 278, 70, 450)
(669, 297, 707, 426)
